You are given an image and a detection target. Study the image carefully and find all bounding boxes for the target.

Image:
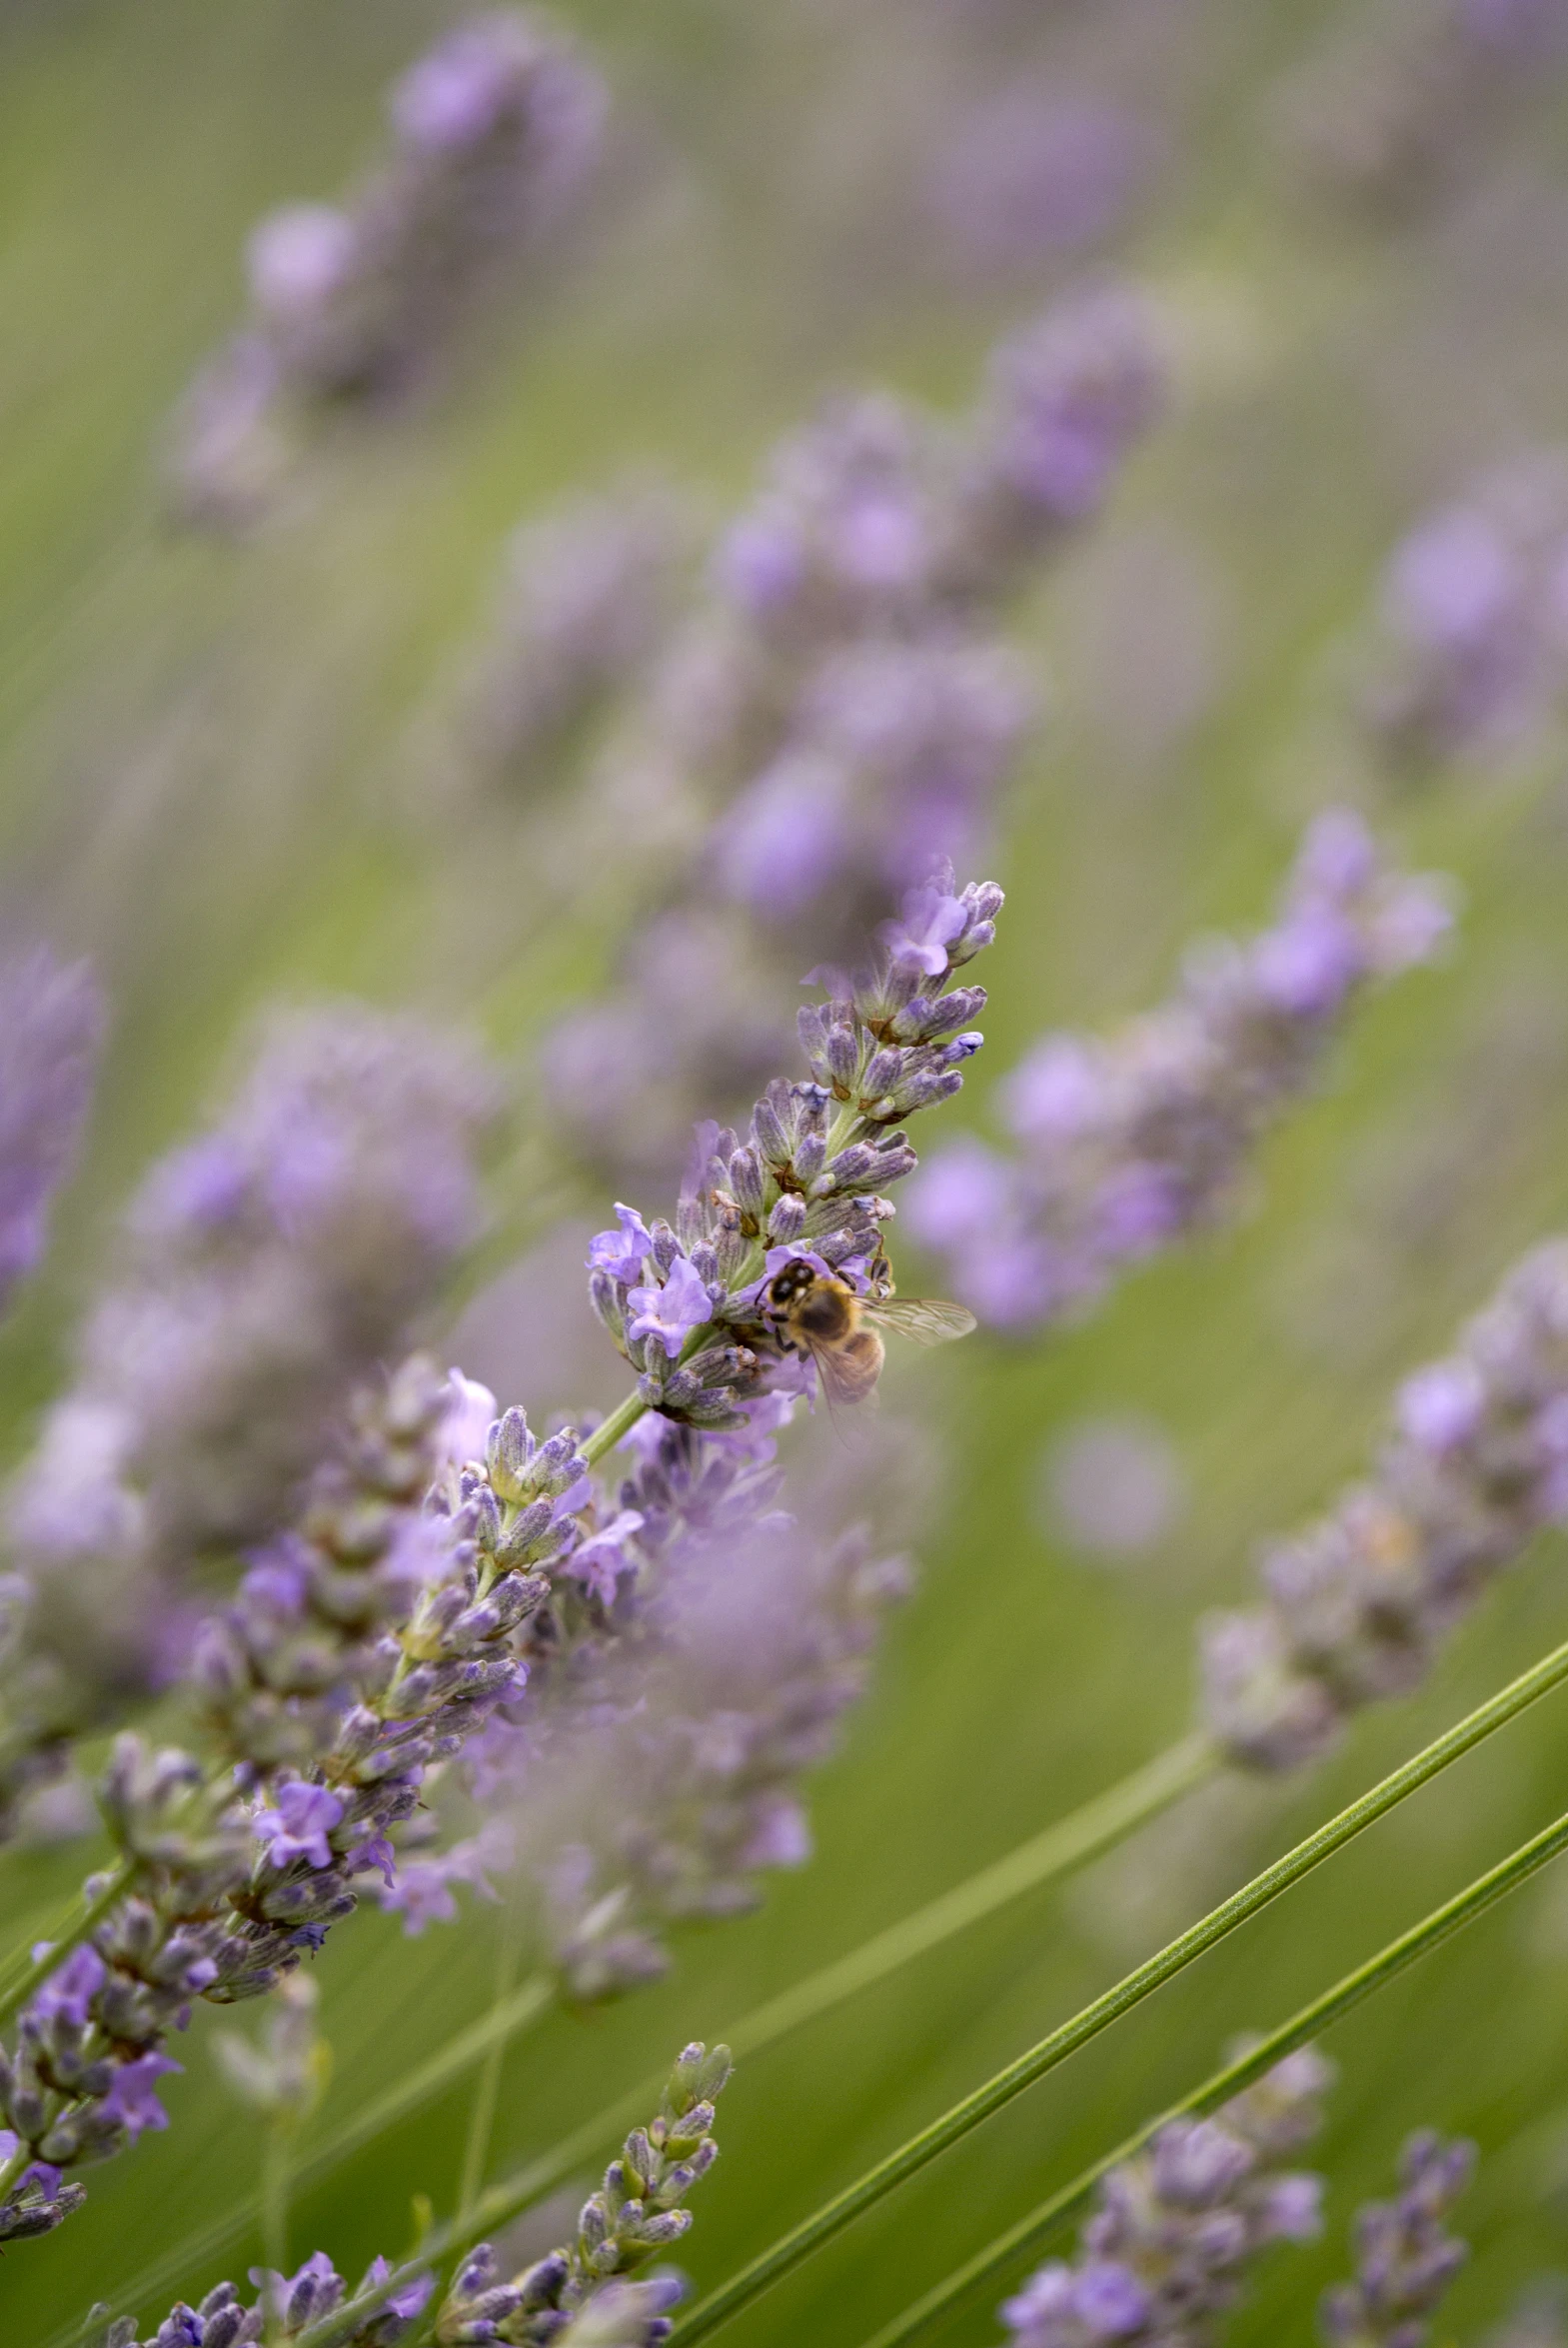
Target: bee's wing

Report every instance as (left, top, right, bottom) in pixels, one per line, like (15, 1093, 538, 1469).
(865, 1296, 976, 1345)
(798, 1335, 881, 1441)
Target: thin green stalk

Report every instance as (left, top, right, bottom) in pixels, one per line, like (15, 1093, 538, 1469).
(0, 1858, 138, 2031)
(292, 1633, 1568, 2348)
(724, 1732, 1216, 2058)
(668, 1634, 1568, 2346)
(580, 1387, 651, 1466)
(857, 1804, 1568, 2348)
(45, 1974, 557, 2348)
(262, 2116, 292, 2279)
(456, 1894, 527, 2224)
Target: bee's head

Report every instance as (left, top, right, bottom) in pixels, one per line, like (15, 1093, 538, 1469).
(768, 1258, 817, 1308)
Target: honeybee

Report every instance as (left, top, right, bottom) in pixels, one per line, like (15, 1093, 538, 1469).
(762, 1254, 976, 1407)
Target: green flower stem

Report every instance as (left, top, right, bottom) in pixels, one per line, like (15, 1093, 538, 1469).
(579, 1385, 649, 1466)
(668, 1633, 1568, 2346)
(0, 1857, 139, 2032)
(295, 1631, 1568, 2348)
(723, 1731, 1217, 2059)
(262, 2114, 292, 2281)
(456, 1893, 528, 2225)
(856, 1803, 1568, 2348)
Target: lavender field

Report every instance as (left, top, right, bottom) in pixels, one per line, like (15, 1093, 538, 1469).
(8, 4, 1568, 2345)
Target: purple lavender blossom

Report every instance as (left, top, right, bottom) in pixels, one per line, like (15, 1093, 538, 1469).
(0, 950, 105, 1321)
(907, 814, 1452, 1332)
(121, 2045, 729, 2345)
(371, 1819, 512, 1934)
(711, 638, 1031, 927)
(102, 2252, 434, 2345)
(255, 1783, 346, 1872)
(0, 1358, 574, 2242)
(627, 1253, 715, 1358)
(1000, 2047, 1329, 2347)
(1204, 1239, 1568, 1770)
(100, 2049, 182, 2141)
(589, 1203, 657, 1281)
(1320, 2131, 1474, 2347)
(167, 10, 609, 527)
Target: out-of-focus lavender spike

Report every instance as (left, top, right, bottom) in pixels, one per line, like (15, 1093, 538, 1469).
(547, 286, 1159, 1183)
(52, 1005, 499, 1558)
(1204, 1236, 1568, 1771)
(1361, 453, 1568, 772)
(998, 2046, 1330, 2347)
(0, 1008, 498, 1838)
(906, 813, 1452, 1331)
(1275, 0, 1568, 217)
(711, 636, 1033, 924)
(1320, 2131, 1473, 2347)
(926, 88, 1154, 281)
(710, 391, 945, 659)
(0, 949, 105, 1324)
(462, 481, 695, 780)
(502, 1418, 910, 1999)
(945, 280, 1165, 596)
(167, 9, 609, 528)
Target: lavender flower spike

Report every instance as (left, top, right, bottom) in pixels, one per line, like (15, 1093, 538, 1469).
(88, 2251, 434, 2345)
(999, 2045, 1329, 2347)
(437, 2039, 731, 2344)
(1362, 452, 1568, 772)
(582, 866, 1001, 1428)
(907, 812, 1452, 1331)
(0, 1007, 498, 1838)
(167, 9, 608, 528)
(1203, 1236, 1568, 1771)
(98, 2043, 729, 2345)
(1320, 2131, 1474, 2347)
(0, 948, 105, 1322)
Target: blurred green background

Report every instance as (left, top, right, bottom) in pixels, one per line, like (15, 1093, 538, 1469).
(9, 0, 1568, 2340)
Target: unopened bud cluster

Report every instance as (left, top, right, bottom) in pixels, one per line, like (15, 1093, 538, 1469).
(999, 2047, 1330, 2346)
(1320, 2130, 1474, 2347)
(90, 2249, 435, 2346)
(438, 2041, 731, 2345)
